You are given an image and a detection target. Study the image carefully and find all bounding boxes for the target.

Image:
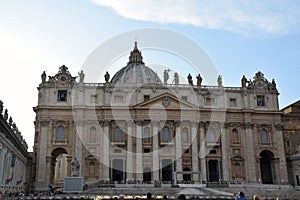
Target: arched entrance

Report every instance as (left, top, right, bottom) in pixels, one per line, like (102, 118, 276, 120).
(183, 167, 191, 182)
(50, 148, 68, 187)
(143, 167, 152, 182)
(260, 150, 275, 184)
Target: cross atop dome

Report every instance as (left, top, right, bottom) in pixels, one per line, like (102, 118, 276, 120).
(128, 41, 144, 65)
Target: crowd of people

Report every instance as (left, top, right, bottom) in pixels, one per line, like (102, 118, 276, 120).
(0, 190, 282, 199)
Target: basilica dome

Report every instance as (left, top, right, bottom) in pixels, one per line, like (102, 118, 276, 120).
(110, 42, 162, 85)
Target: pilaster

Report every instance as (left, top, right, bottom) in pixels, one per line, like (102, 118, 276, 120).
(191, 121, 199, 182)
(221, 123, 229, 181)
(199, 122, 207, 182)
(244, 122, 256, 182)
(174, 121, 182, 182)
(152, 120, 159, 181)
(126, 121, 133, 181)
(102, 120, 110, 180)
(135, 120, 143, 181)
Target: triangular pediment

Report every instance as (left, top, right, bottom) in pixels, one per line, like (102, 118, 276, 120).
(134, 92, 198, 110)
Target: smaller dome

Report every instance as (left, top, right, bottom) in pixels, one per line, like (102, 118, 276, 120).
(110, 42, 162, 85)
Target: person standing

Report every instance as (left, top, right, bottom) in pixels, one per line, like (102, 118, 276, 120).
(236, 191, 247, 200)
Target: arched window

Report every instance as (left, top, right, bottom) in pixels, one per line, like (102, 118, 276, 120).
(207, 128, 215, 143)
(113, 126, 122, 142)
(182, 128, 189, 143)
(232, 128, 240, 144)
(56, 126, 64, 141)
(143, 127, 151, 143)
(162, 126, 171, 143)
(90, 127, 96, 141)
(260, 129, 269, 145)
(89, 161, 95, 176)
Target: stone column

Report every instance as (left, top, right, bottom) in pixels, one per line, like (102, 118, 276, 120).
(221, 123, 229, 181)
(75, 120, 83, 176)
(152, 121, 159, 181)
(191, 121, 199, 182)
(275, 124, 289, 183)
(0, 147, 7, 186)
(244, 123, 256, 182)
(45, 156, 52, 188)
(136, 120, 143, 181)
(126, 121, 133, 181)
(199, 122, 207, 182)
(35, 120, 49, 191)
(102, 120, 110, 180)
(66, 155, 73, 177)
(175, 121, 182, 182)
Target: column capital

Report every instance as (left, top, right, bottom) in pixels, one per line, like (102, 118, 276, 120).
(74, 119, 85, 126)
(99, 120, 110, 127)
(243, 122, 254, 129)
(190, 121, 199, 128)
(134, 120, 143, 126)
(199, 121, 206, 128)
(126, 120, 134, 127)
(151, 120, 159, 127)
(40, 120, 49, 127)
(275, 124, 283, 131)
(174, 120, 181, 127)
(46, 156, 53, 162)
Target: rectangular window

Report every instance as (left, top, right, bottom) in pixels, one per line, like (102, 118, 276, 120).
(143, 148, 151, 153)
(114, 148, 122, 153)
(181, 96, 188, 101)
(257, 95, 265, 106)
(205, 97, 215, 105)
(11, 154, 16, 167)
(229, 98, 237, 107)
(296, 175, 300, 186)
(209, 149, 217, 154)
(58, 90, 67, 101)
(286, 140, 291, 149)
(114, 95, 123, 103)
(144, 95, 150, 101)
(90, 94, 97, 103)
(184, 148, 190, 154)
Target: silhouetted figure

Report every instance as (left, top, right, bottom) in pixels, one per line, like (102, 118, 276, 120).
(41, 71, 46, 83)
(217, 75, 222, 87)
(241, 75, 247, 88)
(197, 74, 202, 86)
(78, 70, 85, 83)
(187, 73, 193, 85)
(105, 71, 110, 83)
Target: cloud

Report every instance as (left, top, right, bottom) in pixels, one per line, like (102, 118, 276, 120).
(92, 0, 300, 35)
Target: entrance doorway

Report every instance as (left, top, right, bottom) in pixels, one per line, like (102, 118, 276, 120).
(161, 159, 173, 182)
(50, 148, 68, 187)
(143, 167, 152, 182)
(208, 160, 219, 182)
(111, 159, 124, 182)
(260, 150, 275, 184)
(183, 167, 191, 182)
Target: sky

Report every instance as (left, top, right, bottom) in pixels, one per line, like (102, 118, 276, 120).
(0, 0, 300, 151)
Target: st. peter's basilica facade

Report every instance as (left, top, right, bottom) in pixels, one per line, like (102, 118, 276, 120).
(32, 42, 288, 191)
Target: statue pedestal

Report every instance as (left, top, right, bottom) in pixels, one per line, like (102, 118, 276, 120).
(63, 177, 83, 193)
